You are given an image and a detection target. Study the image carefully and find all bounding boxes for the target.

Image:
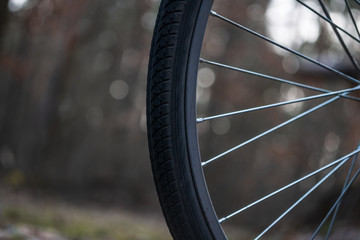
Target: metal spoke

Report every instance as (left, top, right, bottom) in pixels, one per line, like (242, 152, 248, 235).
(325, 145, 360, 239)
(200, 3, 360, 238)
(202, 95, 342, 166)
(210, 10, 360, 85)
(255, 151, 352, 240)
(196, 2, 360, 239)
(219, 148, 360, 223)
(197, 85, 360, 123)
(318, 0, 360, 72)
(296, 0, 360, 42)
(310, 147, 360, 239)
(199, 58, 360, 102)
(345, 0, 360, 39)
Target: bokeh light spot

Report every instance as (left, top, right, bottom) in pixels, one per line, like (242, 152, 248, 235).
(8, 0, 29, 11)
(198, 67, 216, 88)
(211, 118, 230, 135)
(109, 80, 129, 100)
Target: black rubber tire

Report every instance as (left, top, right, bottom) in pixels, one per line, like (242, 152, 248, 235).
(146, 0, 226, 239)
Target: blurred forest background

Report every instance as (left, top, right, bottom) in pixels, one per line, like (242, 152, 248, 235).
(0, 0, 360, 239)
(0, 0, 167, 239)
(0, 0, 156, 203)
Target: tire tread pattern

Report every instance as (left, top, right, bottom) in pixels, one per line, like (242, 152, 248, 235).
(146, 0, 199, 239)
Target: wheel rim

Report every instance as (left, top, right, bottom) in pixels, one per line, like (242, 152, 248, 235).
(191, 1, 360, 238)
(185, 0, 227, 239)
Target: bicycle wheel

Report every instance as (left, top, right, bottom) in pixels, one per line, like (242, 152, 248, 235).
(147, 0, 360, 239)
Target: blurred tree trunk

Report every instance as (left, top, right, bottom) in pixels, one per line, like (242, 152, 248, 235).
(15, 0, 89, 182)
(0, 0, 9, 38)
(0, 0, 90, 183)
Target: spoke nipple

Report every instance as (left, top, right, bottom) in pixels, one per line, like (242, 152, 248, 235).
(199, 58, 205, 63)
(197, 118, 204, 123)
(210, 10, 217, 16)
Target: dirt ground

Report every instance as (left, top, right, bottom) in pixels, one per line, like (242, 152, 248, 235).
(1, 188, 360, 240)
(0, 188, 171, 240)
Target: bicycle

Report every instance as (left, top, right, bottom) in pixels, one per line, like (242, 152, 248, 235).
(146, 0, 360, 239)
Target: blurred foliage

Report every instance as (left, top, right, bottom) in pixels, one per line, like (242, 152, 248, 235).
(3, 170, 26, 188)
